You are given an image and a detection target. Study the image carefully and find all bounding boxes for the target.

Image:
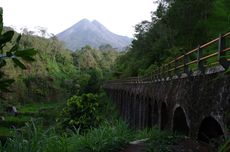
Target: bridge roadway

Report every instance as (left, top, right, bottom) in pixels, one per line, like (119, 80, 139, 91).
(104, 68, 230, 143)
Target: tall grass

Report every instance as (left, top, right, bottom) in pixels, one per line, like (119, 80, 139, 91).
(218, 138, 230, 152)
(0, 92, 133, 152)
(0, 120, 131, 152)
(69, 120, 131, 152)
(0, 121, 69, 152)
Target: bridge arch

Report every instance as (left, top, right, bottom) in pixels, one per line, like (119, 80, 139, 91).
(198, 116, 224, 144)
(172, 106, 189, 135)
(160, 102, 168, 130)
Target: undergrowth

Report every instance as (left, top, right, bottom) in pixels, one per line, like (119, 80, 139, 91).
(135, 128, 183, 152)
(218, 138, 230, 152)
(0, 120, 131, 152)
(0, 92, 132, 152)
(68, 120, 131, 152)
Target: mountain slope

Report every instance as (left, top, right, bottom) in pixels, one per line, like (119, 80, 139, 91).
(57, 19, 132, 51)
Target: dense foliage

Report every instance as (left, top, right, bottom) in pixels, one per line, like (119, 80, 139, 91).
(0, 120, 131, 152)
(72, 45, 118, 94)
(61, 93, 101, 131)
(114, 0, 230, 77)
(0, 93, 131, 152)
(0, 29, 118, 104)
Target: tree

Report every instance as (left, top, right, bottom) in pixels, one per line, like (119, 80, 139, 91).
(99, 44, 113, 51)
(0, 7, 37, 93)
(114, 0, 229, 77)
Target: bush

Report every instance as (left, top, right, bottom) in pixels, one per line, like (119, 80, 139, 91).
(61, 93, 101, 132)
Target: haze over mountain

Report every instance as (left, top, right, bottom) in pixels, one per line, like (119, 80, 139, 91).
(57, 19, 132, 51)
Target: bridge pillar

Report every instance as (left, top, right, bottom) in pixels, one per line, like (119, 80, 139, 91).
(160, 102, 168, 130)
(135, 96, 140, 129)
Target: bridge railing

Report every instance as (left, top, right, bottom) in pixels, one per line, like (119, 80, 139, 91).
(151, 32, 230, 80)
(107, 32, 230, 85)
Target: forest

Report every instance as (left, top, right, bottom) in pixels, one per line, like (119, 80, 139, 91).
(0, 0, 230, 151)
(114, 0, 230, 77)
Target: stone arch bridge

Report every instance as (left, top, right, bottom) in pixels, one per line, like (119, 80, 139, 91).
(104, 33, 230, 143)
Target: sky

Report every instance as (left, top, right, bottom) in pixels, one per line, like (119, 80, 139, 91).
(0, 0, 157, 37)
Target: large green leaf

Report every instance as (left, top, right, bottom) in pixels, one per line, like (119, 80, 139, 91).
(10, 35, 22, 52)
(0, 30, 14, 45)
(15, 48, 37, 57)
(0, 79, 14, 92)
(10, 44, 18, 52)
(6, 51, 13, 57)
(12, 58, 26, 69)
(0, 71, 4, 78)
(16, 34, 21, 43)
(0, 59, 6, 68)
(21, 56, 35, 61)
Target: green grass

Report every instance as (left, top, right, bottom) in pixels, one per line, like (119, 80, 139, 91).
(0, 120, 132, 152)
(19, 102, 62, 113)
(68, 120, 131, 152)
(134, 128, 184, 152)
(0, 92, 133, 152)
(0, 115, 33, 128)
(0, 101, 63, 141)
(4, 115, 32, 122)
(218, 138, 230, 152)
(0, 120, 26, 128)
(0, 127, 14, 137)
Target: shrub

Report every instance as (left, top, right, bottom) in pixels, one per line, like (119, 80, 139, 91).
(61, 93, 101, 132)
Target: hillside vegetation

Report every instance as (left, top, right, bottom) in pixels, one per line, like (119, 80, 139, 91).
(114, 0, 230, 77)
(1, 30, 118, 105)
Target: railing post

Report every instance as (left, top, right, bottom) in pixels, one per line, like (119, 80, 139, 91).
(158, 67, 161, 80)
(157, 67, 161, 81)
(174, 59, 179, 76)
(149, 72, 153, 83)
(197, 45, 205, 74)
(152, 71, 155, 82)
(155, 74, 157, 82)
(167, 63, 171, 79)
(161, 66, 164, 80)
(183, 54, 190, 76)
(218, 34, 230, 70)
(162, 65, 165, 80)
